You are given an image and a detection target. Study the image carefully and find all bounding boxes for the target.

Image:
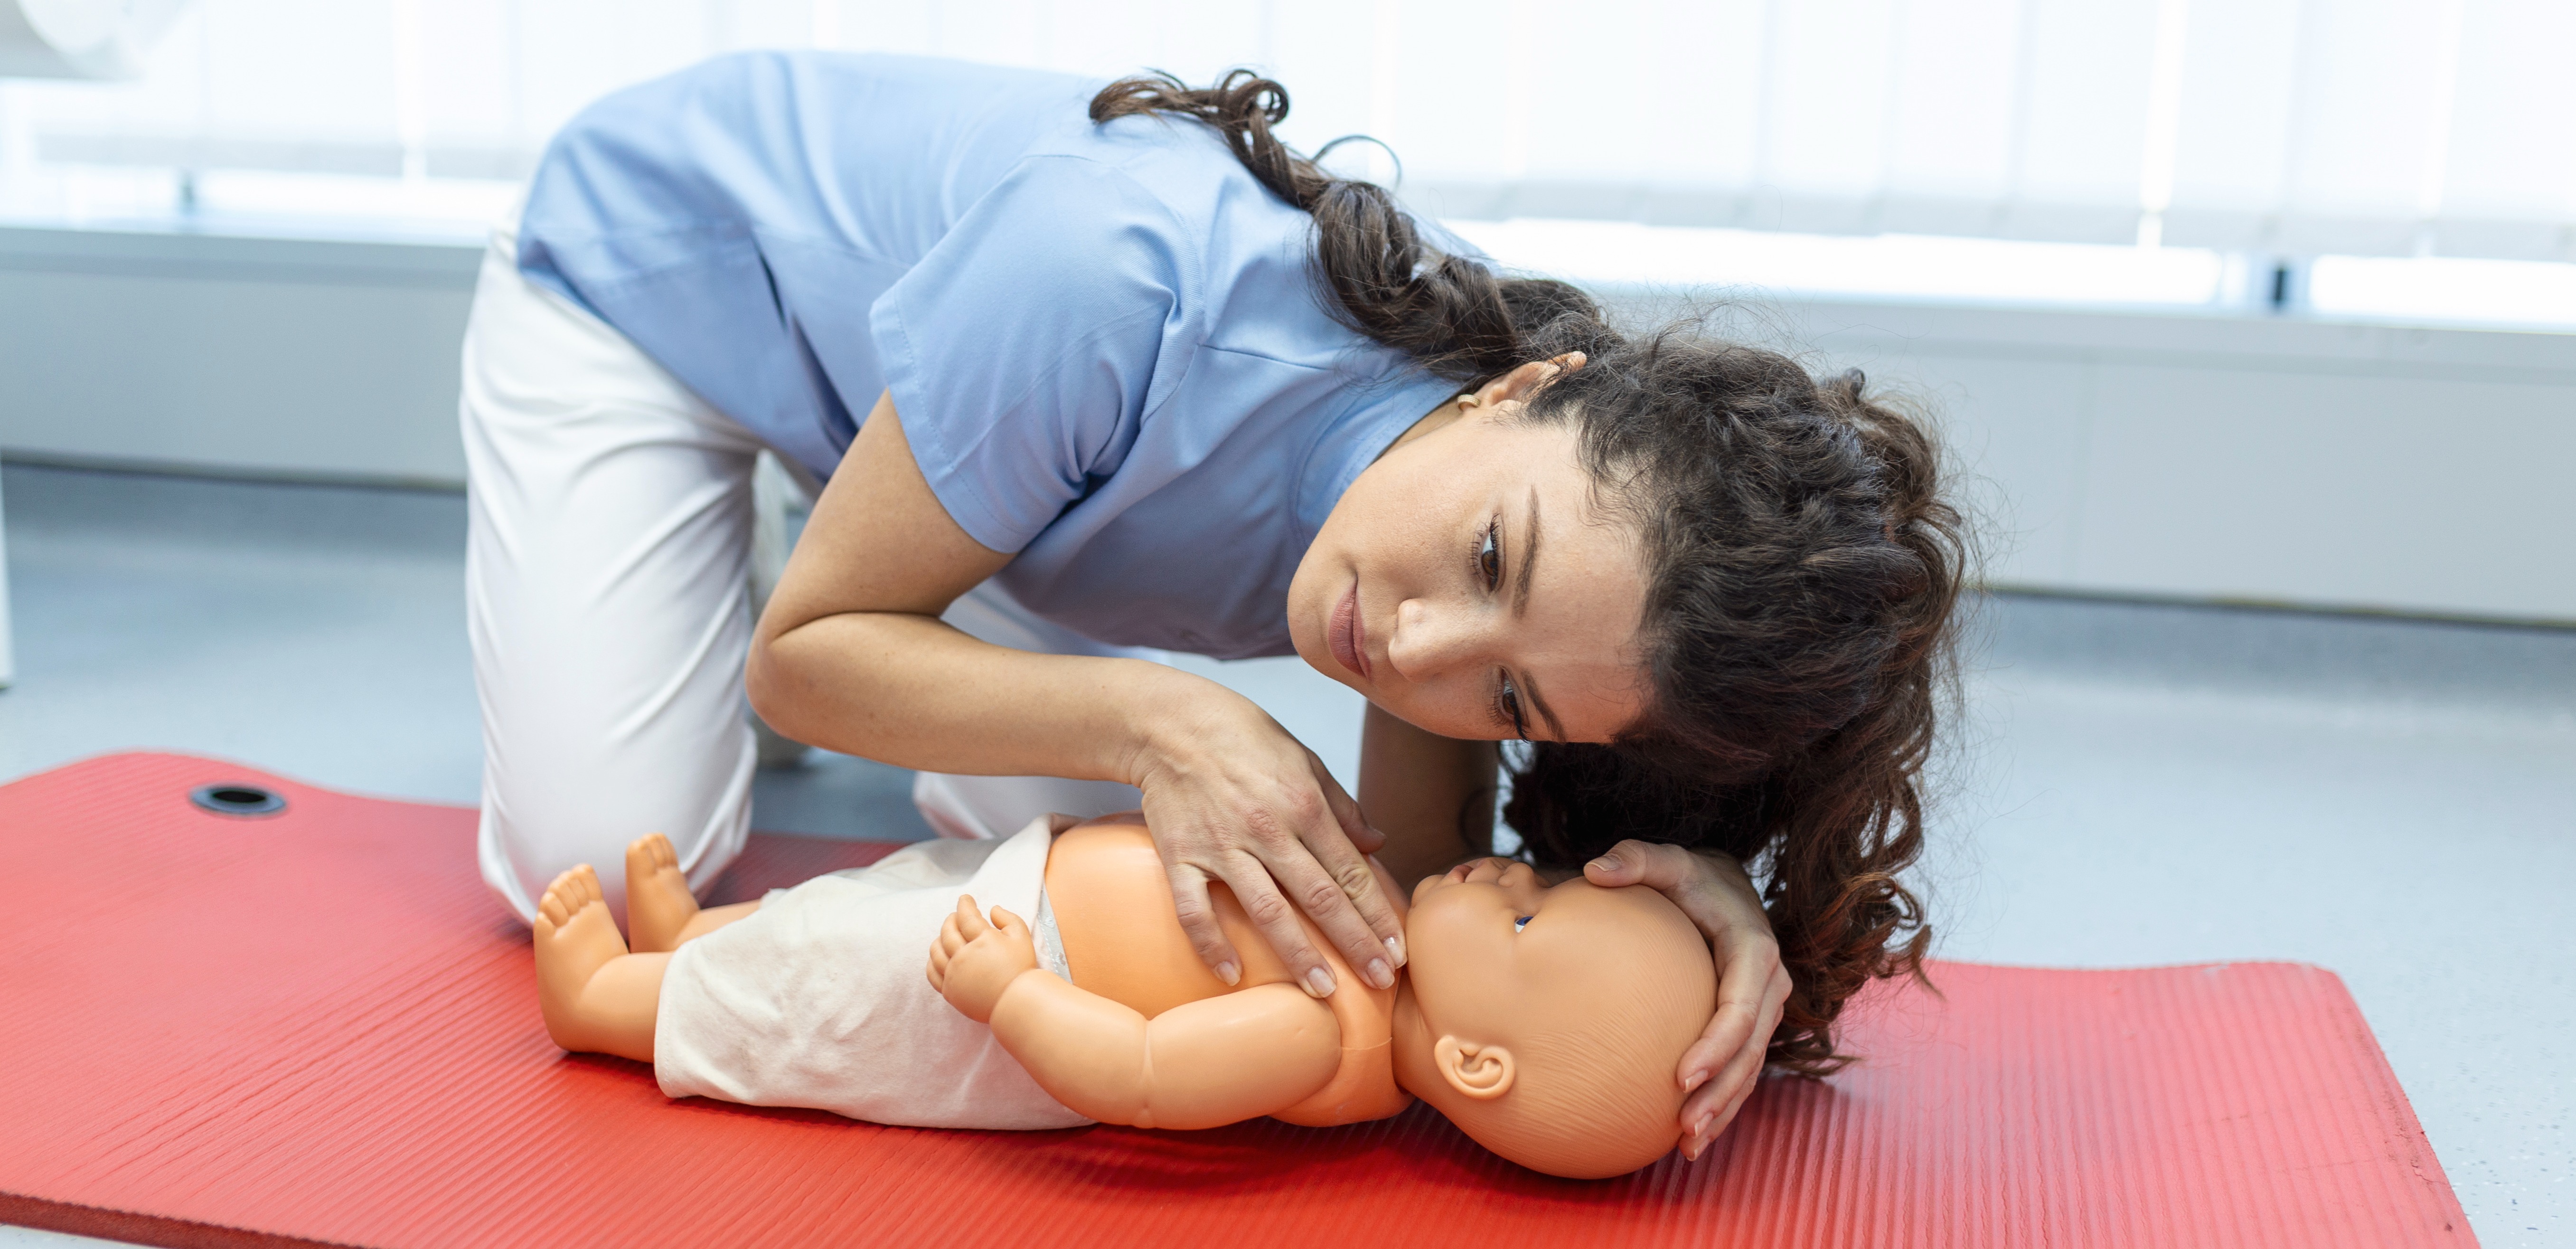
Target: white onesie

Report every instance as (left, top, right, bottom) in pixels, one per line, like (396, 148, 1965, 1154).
(652, 816, 1092, 1130)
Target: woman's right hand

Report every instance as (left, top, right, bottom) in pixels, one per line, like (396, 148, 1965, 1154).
(1584, 841, 1793, 1160)
(1126, 678, 1408, 998)
(758, 395, 1403, 994)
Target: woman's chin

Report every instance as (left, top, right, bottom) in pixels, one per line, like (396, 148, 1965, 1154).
(1288, 638, 1333, 683)
(1303, 651, 1370, 699)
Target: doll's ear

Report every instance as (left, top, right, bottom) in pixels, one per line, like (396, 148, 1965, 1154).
(1432, 1036, 1516, 1100)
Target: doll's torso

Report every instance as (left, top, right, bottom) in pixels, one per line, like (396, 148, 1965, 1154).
(1042, 821, 1409, 1126)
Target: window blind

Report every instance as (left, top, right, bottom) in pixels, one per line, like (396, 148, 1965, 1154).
(4, 0, 2569, 261)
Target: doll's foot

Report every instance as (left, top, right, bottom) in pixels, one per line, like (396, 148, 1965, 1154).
(533, 865, 628, 1051)
(623, 833, 701, 954)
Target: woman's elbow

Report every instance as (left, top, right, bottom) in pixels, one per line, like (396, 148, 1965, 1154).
(742, 631, 798, 732)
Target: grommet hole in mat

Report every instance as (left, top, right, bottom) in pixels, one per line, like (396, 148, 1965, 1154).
(190, 784, 285, 817)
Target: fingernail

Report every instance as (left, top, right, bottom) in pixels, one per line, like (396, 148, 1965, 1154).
(1215, 961, 1241, 986)
(1304, 966, 1337, 997)
(1588, 856, 1618, 873)
(1682, 1069, 1708, 1095)
(1384, 935, 1406, 967)
(1692, 1112, 1714, 1140)
(1365, 958, 1394, 989)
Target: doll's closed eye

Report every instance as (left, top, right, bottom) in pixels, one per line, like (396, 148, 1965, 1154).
(1514, 916, 1532, 932)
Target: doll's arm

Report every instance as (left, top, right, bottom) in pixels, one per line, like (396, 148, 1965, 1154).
(993, 976, 1339, 1129)
(932, 898, 1341, 1130)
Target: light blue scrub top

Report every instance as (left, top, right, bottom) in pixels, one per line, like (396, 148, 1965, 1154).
(516, 51, 1465, 660)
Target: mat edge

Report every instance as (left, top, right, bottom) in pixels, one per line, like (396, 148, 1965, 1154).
(0, 1192, 356, 1249)
(0, 753, 903, 853)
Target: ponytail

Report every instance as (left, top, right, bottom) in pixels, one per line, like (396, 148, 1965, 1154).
(1091, 70, 1599, 385)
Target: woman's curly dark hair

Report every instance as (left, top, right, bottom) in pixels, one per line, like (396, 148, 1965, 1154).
(1093, 70, 1968, 1074)
(1497, 341, 1961, 1074)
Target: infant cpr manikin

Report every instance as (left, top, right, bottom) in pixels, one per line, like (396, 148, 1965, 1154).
(532, 813, 1718, 1179)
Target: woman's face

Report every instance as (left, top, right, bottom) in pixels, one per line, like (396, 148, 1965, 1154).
(1288, 383, 1649, 744)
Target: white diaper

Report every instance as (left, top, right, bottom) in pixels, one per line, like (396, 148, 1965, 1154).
(653, 816, 1091, 1130)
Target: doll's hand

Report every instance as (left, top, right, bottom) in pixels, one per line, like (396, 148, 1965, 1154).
(929, 895, 1041, 1024)
(1585, 841, 1792, 1162)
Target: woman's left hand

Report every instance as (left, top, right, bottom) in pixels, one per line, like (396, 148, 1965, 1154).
(1584, 840, 1791, 1162)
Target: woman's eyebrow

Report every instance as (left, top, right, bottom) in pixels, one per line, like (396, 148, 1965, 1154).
(1522, 672, 1565, 742)
(1513, 487, 1565, 740)
(1513, 487, 1541, 615)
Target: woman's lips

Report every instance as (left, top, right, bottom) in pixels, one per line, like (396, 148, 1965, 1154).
(1330, 583, 1373, 681)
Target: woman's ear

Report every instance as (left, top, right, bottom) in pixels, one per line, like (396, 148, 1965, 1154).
(1483, 352, 1588, 409)
(1432, 1035, 1517, 1100)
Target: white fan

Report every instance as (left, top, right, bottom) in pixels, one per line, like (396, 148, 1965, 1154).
(0, 0, 189, 79)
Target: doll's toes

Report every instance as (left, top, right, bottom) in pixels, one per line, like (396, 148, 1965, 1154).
(537, 869, 585, 930)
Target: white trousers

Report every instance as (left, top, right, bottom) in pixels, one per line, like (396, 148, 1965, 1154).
(463, 215, 1155, 923)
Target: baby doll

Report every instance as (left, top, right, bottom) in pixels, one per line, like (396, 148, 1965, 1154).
(533, 813, 1718, 1179)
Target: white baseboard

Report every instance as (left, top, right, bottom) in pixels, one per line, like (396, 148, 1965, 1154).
(0, 464, 12, 688)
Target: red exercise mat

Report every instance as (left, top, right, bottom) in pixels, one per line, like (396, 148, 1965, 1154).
(0, 753, 2471, 1248)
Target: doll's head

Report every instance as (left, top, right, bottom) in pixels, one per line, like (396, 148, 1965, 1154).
(1392, 859, 1717, 1179)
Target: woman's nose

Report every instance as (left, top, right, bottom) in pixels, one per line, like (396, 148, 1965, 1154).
(1386, 598, 1483, 679)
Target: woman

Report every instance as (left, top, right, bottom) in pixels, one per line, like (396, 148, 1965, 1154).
(462, 51, 1963, 1161)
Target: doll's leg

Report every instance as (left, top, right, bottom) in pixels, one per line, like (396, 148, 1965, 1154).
(624, 833, 760, 954)
(533, 865, 668, 1063)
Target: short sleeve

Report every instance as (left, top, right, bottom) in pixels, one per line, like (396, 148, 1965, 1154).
(869, 156, 1197, 555)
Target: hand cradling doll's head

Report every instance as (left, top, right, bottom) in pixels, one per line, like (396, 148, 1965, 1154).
(1391, 859, 1719, 1180)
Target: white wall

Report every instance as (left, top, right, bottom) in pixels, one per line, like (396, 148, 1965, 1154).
(3, 225, 2570, 623)
(1723, 295, 2576, 622)
(0, 226, 476, 485)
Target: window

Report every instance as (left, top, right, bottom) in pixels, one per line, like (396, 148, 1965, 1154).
(4, 0, 2569, 322)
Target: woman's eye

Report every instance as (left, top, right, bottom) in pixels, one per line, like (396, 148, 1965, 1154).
(1496, 673, 1528, 739)
(1477, 521, 1502, 590)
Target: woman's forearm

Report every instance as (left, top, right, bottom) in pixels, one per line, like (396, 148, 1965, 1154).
(745, 390, 1263, 785)
(1357, 702, 1499, 888)
(750, 610, 1232, 785)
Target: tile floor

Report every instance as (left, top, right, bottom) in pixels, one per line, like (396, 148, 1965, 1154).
(2, 462, 2568, 1247)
